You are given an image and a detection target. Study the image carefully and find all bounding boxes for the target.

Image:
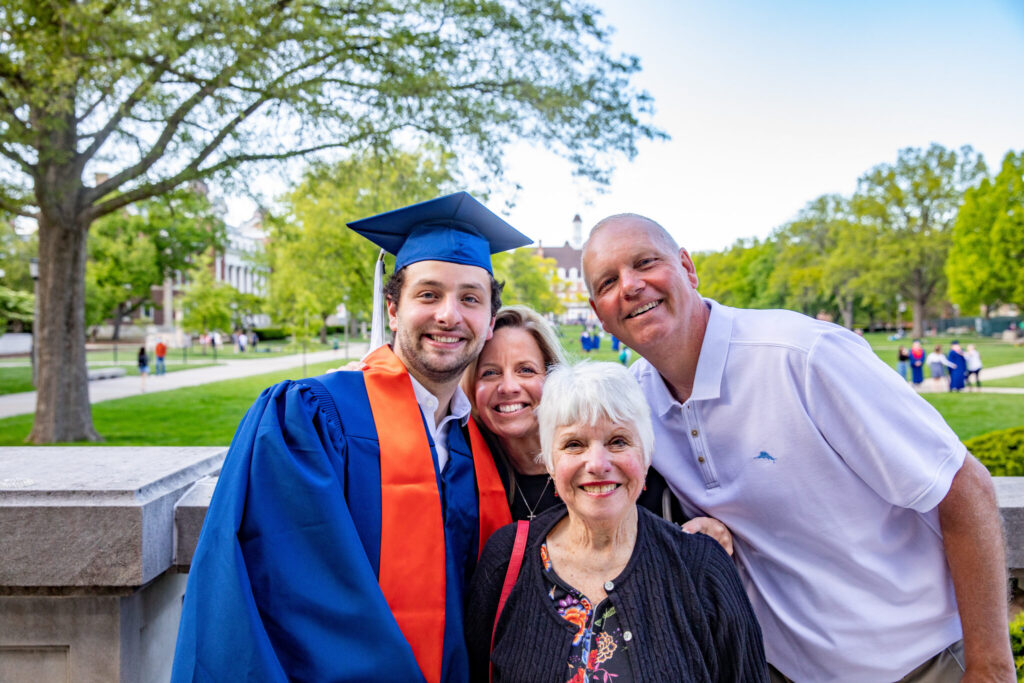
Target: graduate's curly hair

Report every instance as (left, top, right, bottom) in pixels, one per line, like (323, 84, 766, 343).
(384, 266, 505, 316)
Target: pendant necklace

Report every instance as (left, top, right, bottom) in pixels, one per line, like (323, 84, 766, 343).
(517, 476, 552, 520)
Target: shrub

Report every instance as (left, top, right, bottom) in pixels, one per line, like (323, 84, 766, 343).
(966, 426, 1024, 476)
(1011, 610, 1024, 680)
(253, 327, 287, 341)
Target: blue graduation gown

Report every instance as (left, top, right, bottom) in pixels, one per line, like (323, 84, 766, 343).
(171, 372, 480, 682)
(947, 350, 967, 390)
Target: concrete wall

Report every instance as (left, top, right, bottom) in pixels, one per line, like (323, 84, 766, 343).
(1, 449, 1023, 682)
(0, 448, 224, 683)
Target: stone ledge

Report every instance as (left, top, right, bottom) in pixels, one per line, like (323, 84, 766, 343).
(0, 447, 225, 588)
(166, 473, 1024, 573)
(173, 475, 219, 569)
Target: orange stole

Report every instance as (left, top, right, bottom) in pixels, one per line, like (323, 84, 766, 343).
(362, 346, 511, 683)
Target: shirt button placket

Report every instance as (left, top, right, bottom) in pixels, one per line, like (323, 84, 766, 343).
(685, 403, 716, 487)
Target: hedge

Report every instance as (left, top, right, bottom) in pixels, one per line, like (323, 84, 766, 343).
(966, 426, 1024, 476)
(1011, 610, 1024, 680)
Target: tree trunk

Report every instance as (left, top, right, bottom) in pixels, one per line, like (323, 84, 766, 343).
(29, 211, 102, 443)
(911, 299, 926, 339)
(840, 297, 855, 330)
(320, 314, 328, 345)
(112, 303, 123, 341)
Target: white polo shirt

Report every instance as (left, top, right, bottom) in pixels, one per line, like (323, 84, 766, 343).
(633, 300, 965, 682)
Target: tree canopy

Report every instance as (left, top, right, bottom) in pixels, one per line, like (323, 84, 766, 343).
(853, 144, 986, 336)
(1, 0, 665, 442)
(85, 189, 225, 337)
(492, 248, 565, 315)
(947, 151, 1024, 315)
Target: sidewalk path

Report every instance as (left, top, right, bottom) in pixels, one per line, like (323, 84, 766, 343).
(979, 361, 1024, 381)
(0, 345, 368, 419)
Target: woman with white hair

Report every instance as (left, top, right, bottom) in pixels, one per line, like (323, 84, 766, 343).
(463, 305, 685, 523)
(466, 361, 768, 682)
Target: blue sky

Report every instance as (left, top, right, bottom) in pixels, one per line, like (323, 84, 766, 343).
(228, 0, 1024, 253)
(493, 0, 1024, 252)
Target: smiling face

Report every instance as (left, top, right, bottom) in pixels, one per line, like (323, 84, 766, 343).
(388, 259, 495, 391)
(582, 216, 703, 354)
(473, 326, 547, 445)
(550, 415, 647, 527)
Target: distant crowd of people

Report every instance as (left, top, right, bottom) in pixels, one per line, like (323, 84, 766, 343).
(898, 339, 983, 392)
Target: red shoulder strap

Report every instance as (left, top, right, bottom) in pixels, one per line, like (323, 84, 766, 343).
(469, 418, 513, 554)
(489, 520, 530, 683)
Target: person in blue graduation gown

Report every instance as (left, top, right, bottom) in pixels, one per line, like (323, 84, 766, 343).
(171, 192, 529, 682)
(947, 340, 967, 392)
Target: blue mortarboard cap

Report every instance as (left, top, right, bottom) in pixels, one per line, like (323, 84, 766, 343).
(346, 192, 532, 274)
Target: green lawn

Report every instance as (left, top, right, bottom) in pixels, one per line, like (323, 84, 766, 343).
(0, 361, 217, 396)
(986, 376, 1024, 389)
(918, 393, 1024, 442)
(0, 366, 34, 394)
(0, 359, 348, 446)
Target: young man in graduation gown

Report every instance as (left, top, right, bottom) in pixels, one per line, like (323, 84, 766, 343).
(171, 193, 530, 683)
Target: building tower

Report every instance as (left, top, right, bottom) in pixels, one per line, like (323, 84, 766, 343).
(571, 214, 583, 249)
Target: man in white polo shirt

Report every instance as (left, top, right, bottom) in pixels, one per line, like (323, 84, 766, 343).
(581, 213, 1013, 682)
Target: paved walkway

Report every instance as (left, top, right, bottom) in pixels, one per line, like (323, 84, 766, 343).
(0, 345, 368, 419)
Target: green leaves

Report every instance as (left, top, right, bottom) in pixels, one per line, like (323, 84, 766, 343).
(266, 145, 457, 339)
(947, 152, 1024, 315)
(492, 248, 565, 315)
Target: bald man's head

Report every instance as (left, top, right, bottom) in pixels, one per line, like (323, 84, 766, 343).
(582, 213, 679, 296)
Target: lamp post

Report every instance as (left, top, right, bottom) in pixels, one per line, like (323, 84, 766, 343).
(29, 257, 38, 387)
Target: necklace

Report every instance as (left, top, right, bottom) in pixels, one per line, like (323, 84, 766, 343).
(516, 476, 552, 520)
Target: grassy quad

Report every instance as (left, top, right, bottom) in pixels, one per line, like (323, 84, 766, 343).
(0, 359, 348, 446)
(0, 325, 1020, 446)
(0, 361, 218, 396)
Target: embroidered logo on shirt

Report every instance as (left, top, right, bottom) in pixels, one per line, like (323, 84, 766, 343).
(754, 451, 776, 463)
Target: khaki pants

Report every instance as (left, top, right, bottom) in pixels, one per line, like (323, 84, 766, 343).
(768, 640, 964, 683)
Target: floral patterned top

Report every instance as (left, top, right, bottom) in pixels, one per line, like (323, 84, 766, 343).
(541, 543, 635, 683)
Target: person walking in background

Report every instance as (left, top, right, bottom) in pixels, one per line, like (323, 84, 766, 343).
(137, 346, 149, 392)
(896, 345, 909, 381)
(965, 344, 983, 390)
(154, 338, 167, 376)
(926, 344, 954, 392)
(947, 341, 967, 392)
(909, 339, 925, 388)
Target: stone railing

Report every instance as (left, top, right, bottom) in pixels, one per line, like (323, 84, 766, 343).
(2, 448, 1023, 682)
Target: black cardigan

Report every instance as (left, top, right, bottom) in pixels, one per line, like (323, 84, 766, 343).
(466, 506, 768, 682)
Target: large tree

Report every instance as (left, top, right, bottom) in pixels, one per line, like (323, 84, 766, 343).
(267, 146, 458, 343)
(946, 151, 1024, 315)
(0, 0, 664, 442)
(853, 144, 986, 337)
(769, 195, 884, 328)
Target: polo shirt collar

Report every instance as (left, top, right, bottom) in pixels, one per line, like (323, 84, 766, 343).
(647, 298, 732, 415)
(691, 299, 732, 401)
